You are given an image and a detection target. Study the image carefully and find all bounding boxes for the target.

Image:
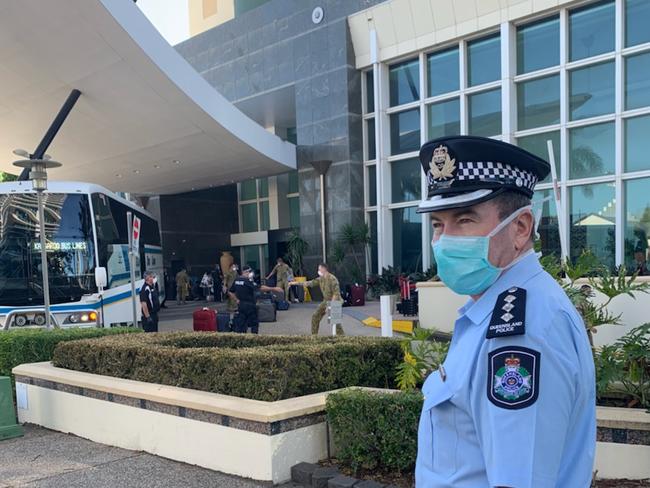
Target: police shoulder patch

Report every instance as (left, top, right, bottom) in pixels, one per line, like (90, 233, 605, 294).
(486, 287, 526, 338)
(487, 346, 540, 410)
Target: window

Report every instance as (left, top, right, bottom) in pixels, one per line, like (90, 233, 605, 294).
(468, 89, 501, 137)
(367, 118, 376, 160)
(427, 98, 460, 139)
(625, 52, 650, 110)
(288, 197, 300, 228)
(517, 74, 560, 130)
(242, 245, 260, 271)
(517, 16, 560, 74)
(392, 207, 422, 272)
(369, 212, 378, 274)
(240, 180, 257, 200)
(516, 131, 560, 183)
(569, 122, 615, 179)
(366, 71, 375, 113)
(258, 178, 269, 198)
(467, 34, 500, 87)
(624, 178, 650, 273)
(241, 203, 258, 233)
(288, 171, 299, 194)
(368, 165, 377, 207)
(259, 201, 270, 231)
(569, 1, 615, 62)
(625, 115, 650, 172)
(532, 189, 561, 258)
(390, 109, 420, 155)
(427, 47, 459, 97)
(569, 61, 615, 121)
(286, 127, 297, 145)
(389, 59, 420, 107)
(391, 158, 421, 204)
(570, 182, 616, 269)
(625, 0, 650, 48)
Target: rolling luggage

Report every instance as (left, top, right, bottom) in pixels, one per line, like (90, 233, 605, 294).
(349, 284, 365, 307)
(217, 312, 231, 332)
(276, 300, 290, 311)
(270, 289, 285, 303)
(193, 307, 216, 331)
(257, 301, 277, 322)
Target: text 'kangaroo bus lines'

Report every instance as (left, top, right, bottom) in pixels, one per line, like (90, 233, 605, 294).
(0, 181, 163, 329)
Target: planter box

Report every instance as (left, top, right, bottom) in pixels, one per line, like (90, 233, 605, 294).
(12, 363, 650, 481)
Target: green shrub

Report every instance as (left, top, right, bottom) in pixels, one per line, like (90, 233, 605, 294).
(52, 333, 402, 401)
(326, 389, 422, 473)
(0, 327, 140, 380)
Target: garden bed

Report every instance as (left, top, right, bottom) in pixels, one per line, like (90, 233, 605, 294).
(52, 332, 402, 401)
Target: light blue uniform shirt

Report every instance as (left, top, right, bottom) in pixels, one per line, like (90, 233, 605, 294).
(416, 253, 595, 488)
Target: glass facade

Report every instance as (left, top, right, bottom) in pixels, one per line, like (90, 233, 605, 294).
(362, 0, 650, 273)
(624, 178, 650, 273)
(241, 203, 258, 232)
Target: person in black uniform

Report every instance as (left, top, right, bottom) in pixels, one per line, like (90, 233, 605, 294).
(228, 266, 281, 334)
(140, 271, 160, 332)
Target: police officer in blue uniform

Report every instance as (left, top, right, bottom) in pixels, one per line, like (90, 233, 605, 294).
(415, 136, 595, 488)
(227, 266, 282, 334)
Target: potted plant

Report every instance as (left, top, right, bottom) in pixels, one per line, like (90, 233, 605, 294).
(330, 222, 371, 288)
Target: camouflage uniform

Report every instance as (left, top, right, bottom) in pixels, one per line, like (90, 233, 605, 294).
(223, 270, 238, 312)
(305, 273, 344, 335)
(274, 263, 290, 300)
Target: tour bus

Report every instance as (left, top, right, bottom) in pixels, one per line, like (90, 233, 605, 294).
(0, 181, 164, 329)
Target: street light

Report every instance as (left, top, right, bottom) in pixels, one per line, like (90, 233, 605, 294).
(13, 150, 62, 329)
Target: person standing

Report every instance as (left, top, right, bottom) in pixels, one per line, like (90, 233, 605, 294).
(200, 271, 213, 301)
(223, 263, 239, 317)
(290, 263, 344, 335)
(266, 257, 290, 300)
(228, 266, 282, 334)
(175, 268, 189, 305)
(140, 271, 160, 333)
(414, 136, 595, 487)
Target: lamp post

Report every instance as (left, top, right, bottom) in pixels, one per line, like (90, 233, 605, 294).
(13, 151, 62, 329)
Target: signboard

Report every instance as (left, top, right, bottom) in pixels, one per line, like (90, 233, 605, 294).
(328, 300, 343, 322)
(132, 216, 141, 253)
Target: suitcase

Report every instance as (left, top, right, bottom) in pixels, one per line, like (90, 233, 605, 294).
(270, 290, 285, 303)
(193, 307, 216, 331)
(257, 301, 277, 322)
(276, 300, 290, 311)
(216, 312, 231, 332)
(349, 284, 365, 307)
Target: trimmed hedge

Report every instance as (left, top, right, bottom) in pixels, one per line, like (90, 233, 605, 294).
(52, 333, 402, 401)
(327, 389, 422, 473)
(0, 327, 141, 380)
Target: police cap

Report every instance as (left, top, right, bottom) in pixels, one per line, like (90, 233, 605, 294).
(417, 135, 550, 213)
(242, 265, 252, 273)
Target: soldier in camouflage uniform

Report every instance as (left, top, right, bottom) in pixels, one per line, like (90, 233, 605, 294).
(223, 264, 239, 314)
(266, 257, 291, 300)
(292, 263, 344, 335)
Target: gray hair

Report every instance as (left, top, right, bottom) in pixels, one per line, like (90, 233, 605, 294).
(143, 271, 156, 279)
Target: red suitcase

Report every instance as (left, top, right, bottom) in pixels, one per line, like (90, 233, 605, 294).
(350, 284, 365, 306)
(193, 307, 216, 331)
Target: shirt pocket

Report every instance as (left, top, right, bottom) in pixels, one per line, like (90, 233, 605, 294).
(423, 377, 458, 476)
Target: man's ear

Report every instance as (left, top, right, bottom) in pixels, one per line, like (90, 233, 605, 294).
(514, 209, 534, 250)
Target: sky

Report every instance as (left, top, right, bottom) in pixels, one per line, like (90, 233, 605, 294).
(137, 0, 190, 46)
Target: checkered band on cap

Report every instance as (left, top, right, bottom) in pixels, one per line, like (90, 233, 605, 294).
(456, 161, 538, 191)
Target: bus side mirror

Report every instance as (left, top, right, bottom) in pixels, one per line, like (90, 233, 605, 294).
(95, 267, 107, 289)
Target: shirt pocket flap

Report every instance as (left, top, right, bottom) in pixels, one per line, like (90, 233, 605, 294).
(422, 373, 454, 410)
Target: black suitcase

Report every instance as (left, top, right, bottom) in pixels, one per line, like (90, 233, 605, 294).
(257, 301, 277, 322)
(217, 312, 231, 332)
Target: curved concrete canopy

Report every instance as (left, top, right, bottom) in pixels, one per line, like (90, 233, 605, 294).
(0, 0, 296, 194)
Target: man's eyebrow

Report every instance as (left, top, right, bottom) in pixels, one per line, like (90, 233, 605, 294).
(430, 208, 481, 221)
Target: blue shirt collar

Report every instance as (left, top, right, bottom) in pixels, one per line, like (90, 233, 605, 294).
(461, 252, 544, 326)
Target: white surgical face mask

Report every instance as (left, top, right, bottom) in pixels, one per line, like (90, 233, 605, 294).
(317, 270, 324, 277)
(249, 271, 255, 279)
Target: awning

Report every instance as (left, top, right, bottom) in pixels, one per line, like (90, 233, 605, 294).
(0, 0, 296, 194)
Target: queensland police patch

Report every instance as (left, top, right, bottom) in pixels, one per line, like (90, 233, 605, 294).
(487, 346, 540, 410)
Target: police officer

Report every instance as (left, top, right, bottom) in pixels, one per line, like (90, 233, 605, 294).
(291, 263, 344, 335)
(140, 271, 160, 333)
(228, 266, 282, 334)
(415, 136, 595, 487)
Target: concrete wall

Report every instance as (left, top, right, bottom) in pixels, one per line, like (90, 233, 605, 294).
(176, 0, 387, 277)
